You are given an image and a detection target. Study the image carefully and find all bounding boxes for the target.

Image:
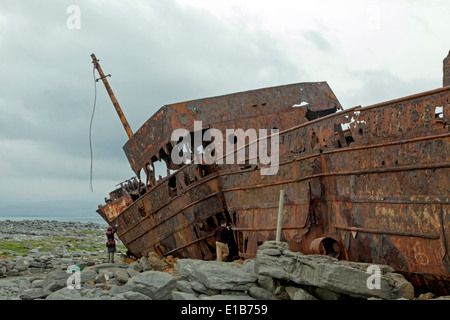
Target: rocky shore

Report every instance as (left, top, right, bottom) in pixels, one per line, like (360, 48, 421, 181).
(0, 219, 111, 275)
(0, 220, 448, 300)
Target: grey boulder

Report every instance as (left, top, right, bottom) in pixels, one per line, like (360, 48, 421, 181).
(254, 241, 414, 300)
(176, 259, 258, 291)
(127, 271, 177, 300)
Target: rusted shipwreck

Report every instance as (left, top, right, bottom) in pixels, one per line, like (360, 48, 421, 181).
(92, 52, 450, 294)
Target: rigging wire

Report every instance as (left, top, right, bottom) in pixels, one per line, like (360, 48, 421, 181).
(89, 64, 97, 192)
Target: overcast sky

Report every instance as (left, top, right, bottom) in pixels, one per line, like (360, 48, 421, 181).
(0, 0, 449, 215)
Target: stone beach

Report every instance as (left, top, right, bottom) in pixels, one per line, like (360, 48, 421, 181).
(0, 219, 448, 300)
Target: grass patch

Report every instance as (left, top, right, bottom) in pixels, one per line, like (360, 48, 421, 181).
(0, 235, 127, 258)
(77, 231, 99, 235)
(0, 240, 30, 256)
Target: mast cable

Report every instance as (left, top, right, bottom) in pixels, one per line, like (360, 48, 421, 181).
(89, 63, 97, 192)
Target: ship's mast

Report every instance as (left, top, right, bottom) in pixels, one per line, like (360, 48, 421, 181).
(91, 53, 133, 139)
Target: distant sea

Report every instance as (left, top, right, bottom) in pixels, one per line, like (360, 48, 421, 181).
(0, 216, 106, 224)
(0, 200, 107, 224)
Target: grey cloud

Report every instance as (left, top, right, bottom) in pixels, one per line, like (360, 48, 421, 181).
(303, 30, 332, 52)
(340, 69, 440, 108)
(0, 0, 305, 203)
(0, 0, 445, 208)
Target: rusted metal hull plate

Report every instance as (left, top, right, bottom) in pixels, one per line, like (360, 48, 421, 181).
(122, 82, 341, 175)
(444, 50, 450, 87)
(98, 164, 228, 259)
(98, 85, 449, 294)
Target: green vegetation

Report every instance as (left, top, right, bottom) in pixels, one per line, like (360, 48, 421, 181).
(0, 236, 127, 258)
(0, 240, 30, 256)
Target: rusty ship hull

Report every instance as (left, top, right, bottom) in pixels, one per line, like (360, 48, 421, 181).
(96, 57, 450, 294)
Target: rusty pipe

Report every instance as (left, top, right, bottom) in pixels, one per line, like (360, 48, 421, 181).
(309, 237, 341, 259)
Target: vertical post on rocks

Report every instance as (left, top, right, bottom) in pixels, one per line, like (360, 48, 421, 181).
(276, 189, 285, 242)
